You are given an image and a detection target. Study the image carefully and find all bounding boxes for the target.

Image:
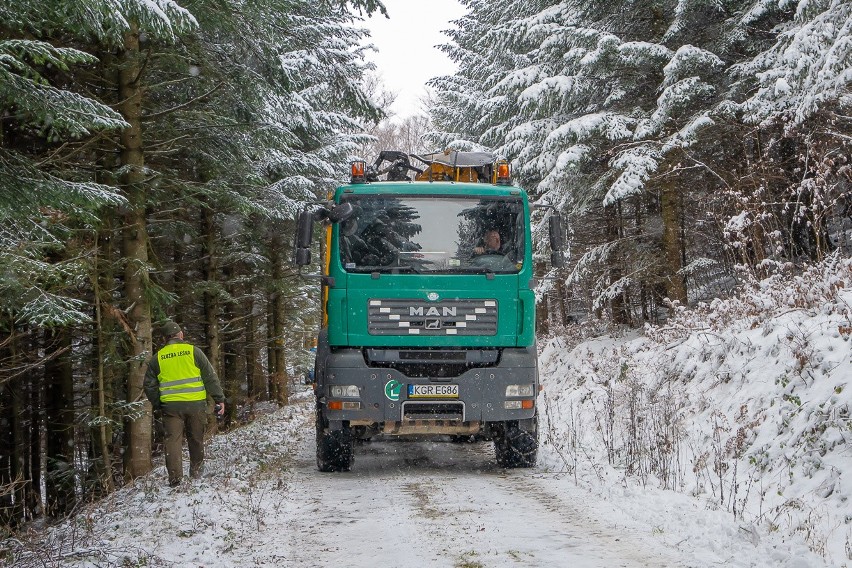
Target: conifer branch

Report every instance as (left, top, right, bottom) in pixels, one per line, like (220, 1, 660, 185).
(142, 82, 224, 121)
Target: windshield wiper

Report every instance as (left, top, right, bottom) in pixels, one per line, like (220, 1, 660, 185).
(454, 266, 501, 273)
(347, 265, 420, 274)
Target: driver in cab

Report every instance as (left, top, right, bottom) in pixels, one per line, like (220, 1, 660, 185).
(474, 229, 504, 255)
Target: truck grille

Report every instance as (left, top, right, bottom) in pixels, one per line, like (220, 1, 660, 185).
(368, 298, 497, 336)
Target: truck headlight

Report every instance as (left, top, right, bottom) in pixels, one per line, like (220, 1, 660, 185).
(330, 385, 360, 397)
(505, 384, 534, 397)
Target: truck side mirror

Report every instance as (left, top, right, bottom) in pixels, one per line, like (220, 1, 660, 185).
(296, 210, 314, 248)
(294, 210, 314, 266)
(548, 213, 565, 252)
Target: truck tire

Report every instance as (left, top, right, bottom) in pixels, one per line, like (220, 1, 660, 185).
(494, 422, 537, 468)
(316, 411, 354, 472)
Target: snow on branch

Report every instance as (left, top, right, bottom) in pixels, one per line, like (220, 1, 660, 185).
(739, 0, 852, 127)
(5, 1, 201, 46)
(0, 40, 130, 138)
(518, 75, 577, 107)
(16, 288, 90, 327)
(493, 65, 544, 93)
(618, 41, 673, 68)
(0, 149, 127, 215)
(678, 257, 719, 276)
(121, 0, 198, 42)
(661, 113, 715, 153)
(544, 113, 634, 147)
(662, 45, 724, 89)
(566, 241, 620, 286)
(592, 276, 634, 313)
(536, 144, 590, 195)
(636, 77, 715, 139)
(603, 146, 661, 206)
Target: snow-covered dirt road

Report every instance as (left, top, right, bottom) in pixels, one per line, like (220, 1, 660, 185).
(273, 433, 676, 568)
(13, 390, 829, 567)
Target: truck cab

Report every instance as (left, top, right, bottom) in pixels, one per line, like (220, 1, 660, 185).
(295, 151, 564, 471)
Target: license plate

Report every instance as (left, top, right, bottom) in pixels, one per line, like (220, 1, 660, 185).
(407, 384, 459, 398)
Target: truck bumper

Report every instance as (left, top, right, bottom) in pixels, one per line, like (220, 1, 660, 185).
(318, 347, 538, 430)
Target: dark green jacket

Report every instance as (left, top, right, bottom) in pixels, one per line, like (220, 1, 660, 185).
(144, 339, 225, 411)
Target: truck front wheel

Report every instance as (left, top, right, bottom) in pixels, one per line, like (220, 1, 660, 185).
(316, 410, 354, 472)
(493, 420, 537, 468)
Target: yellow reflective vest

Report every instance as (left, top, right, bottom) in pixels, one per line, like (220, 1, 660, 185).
(156, 343, 207, 403)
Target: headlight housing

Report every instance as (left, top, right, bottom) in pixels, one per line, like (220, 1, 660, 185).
(505, 384, 535, 397)
(330, 385, 360, 398)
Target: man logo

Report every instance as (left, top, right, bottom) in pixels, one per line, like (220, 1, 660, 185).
(425, 319, 441, 329)
(409, 306, 457, 317)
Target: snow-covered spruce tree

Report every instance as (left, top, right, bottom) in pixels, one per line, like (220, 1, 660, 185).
(429, 0, 549, 151)
(0, 34, 132, 522)
(434, 0, 721, 323)
(0, 0, 199, 513)
(135, 0, 384, 410)
(0, 38, 128, 323)
(432, 0, 851, 327)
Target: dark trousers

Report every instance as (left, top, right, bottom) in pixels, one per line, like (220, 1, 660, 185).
(162, 407, 207, 484)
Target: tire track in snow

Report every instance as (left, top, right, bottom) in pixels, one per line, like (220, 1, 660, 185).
(241, 407, 680, 567)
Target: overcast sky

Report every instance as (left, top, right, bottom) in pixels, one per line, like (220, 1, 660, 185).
(363, 0, 466, 119)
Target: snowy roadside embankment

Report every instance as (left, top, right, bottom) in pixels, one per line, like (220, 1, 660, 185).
(4, 397, 313, 567)
(538, 257, 852, 565)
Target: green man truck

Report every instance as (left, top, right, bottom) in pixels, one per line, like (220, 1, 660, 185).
(294, 150, 564, 471)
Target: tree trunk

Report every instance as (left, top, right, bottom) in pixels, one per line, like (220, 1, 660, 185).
(90, 233, 115, 495)
(44, 328, 75, 517)
(201, 206, 221, 433)
(90, 118, 120, 495)
(202, 206, 221, 373)
(26, 340, 42, 522)
(118, 23, 153, 479)
(222, 261, 244, 419)
(245, 280, 265, 400)
(605, 204, 631, 324)
(0, 329, 27, 527)
(556, 278, 569, 327)
(0, 362, 12, 527)
(268, 233, 288, 405)
(660, 179, 687, 304)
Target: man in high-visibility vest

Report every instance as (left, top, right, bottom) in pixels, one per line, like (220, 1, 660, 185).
(144, 321, 225, 487)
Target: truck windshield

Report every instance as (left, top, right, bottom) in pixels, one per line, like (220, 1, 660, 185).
(338, 195, 525, 274)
